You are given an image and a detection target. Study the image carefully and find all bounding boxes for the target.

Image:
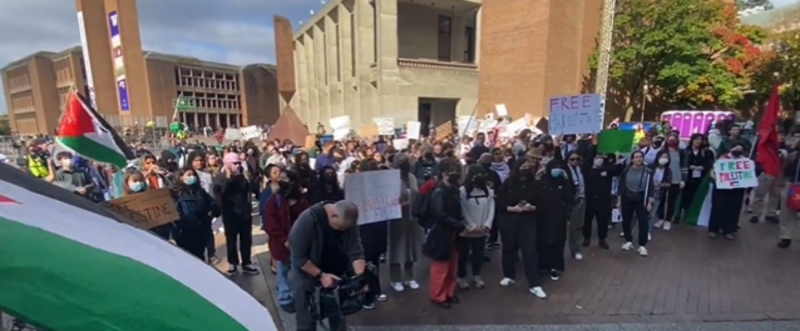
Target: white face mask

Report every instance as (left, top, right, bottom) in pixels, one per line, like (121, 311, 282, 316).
(593, 158, 604, 167)
(61, 159, 72, 168)
(658, 158, 669, 165)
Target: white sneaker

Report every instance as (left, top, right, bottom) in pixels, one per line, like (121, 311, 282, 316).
(573, 252, 583, 261)
(377, 294, 388, 302)
(663, 221, 672, 231)
(654, 220, 664, 228)
(390, 282, 404, 292)
(499, 277, 515, 286)
(529, 286, 547, 299)
(403, 280, 420, 290)
(619, 231, 625, 237)
(622, 242, 634, 251)
(638, 246, 649, 256)
(648, 232, 652, 241)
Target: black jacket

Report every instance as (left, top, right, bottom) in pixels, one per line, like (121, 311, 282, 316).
(423, 182, 464, 261)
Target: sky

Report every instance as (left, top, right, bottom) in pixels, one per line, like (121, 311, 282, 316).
(0, 0, 323, 115)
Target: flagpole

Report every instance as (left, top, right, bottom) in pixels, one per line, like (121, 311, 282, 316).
(171, 92, 183, 121)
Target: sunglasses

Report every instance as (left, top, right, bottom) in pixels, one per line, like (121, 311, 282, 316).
(569, 158, 581, 162)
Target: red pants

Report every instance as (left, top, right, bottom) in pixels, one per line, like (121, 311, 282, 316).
(428, 245, 457, 303)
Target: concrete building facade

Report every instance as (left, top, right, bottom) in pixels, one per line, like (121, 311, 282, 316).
(292, 0, 481, 132)
(2, 0, 279, 135)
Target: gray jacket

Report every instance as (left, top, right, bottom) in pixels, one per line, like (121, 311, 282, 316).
(288, 202, 364, 290)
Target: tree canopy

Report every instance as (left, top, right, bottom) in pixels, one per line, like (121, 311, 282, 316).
(590, 0, 769, 120)
(752, 5, 800, 110)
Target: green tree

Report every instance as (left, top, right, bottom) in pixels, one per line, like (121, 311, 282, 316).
(0, 117, 9, 136)
(736, 0, 774, 11)
(753, 6, 800, 110)
(591, 0, 767, 120)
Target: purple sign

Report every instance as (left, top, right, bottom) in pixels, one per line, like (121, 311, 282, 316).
(661, 111, 735, 138)
(117, 79, 130, 111)
(108, 11, 119, 37)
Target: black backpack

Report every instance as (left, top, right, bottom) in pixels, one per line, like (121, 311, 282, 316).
(413, 187, 436, 229)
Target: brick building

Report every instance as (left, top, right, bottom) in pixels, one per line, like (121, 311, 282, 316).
(1, 0, 280, 136)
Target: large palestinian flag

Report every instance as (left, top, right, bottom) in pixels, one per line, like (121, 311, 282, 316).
(0, 164, 277, 330)
(56, 91, 135, 168)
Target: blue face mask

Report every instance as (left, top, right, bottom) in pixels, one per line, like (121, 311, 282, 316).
(183, 176, 198, 185)
(550, 169, 564, 177)
(130, 181, 145, 192)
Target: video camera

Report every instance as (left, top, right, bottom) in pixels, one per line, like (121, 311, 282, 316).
(310, 263, 377, 322)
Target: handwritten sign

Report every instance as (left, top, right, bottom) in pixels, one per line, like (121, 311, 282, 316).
(547, 94, 602, 135)
(714, 159, 757, 189)
(344, 169, 402, 224)
(239, 125, 262, 140)
(102, 188, 178, 229)
(372, 117, 395, 135)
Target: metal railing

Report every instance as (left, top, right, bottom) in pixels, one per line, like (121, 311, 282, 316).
(1, 312, 39, 331)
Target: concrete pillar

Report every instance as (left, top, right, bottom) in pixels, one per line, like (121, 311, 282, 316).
(296, 38, 309, 121)
(451, 14, 466, 62)
(355, 0, 376, 127)
(325, 13, 342, 119)
(305, 31, 318, 126)
(376, 0, 399, 120)
(339, 2, 359, 121)
(475, 7, 482, 66)
(313, 23, 326, 125)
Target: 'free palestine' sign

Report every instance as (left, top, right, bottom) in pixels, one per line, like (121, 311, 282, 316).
(714, 159, 757, 190)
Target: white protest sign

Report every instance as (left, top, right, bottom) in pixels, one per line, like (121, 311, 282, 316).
(344, 169, 402, 224)
(330, 115, 351, 141)
(223, 128, 241, 141)
(239, 125, 262, 140)
(457, 116, 478, 136)
(406, 121, 421, 139)
(547, 94, 602, 135)
(495, 104, 508, 117)
(479, 119, 498, 133)
(372, 117, 395, 135)
(392, 138, 409, 150)
(713, 158, 757, 189)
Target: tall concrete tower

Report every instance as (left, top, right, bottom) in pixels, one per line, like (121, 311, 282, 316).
(75, 0, 148, 120)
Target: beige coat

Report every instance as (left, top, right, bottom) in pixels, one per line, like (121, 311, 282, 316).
(386, 173, 423, 264)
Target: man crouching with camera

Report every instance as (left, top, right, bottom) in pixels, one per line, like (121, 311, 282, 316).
(289, 200, 369, 331)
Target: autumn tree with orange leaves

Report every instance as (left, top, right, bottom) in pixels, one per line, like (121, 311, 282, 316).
(590, 0, 769, 120)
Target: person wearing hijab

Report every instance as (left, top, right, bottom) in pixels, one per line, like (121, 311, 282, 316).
(387, 153, 424, 292)
(310, 165, 344, 203)
(534, 159, 574, 285)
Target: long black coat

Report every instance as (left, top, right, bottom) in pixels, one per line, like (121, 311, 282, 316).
(533, 176, 574, 245)
(423, 182, 464, 261)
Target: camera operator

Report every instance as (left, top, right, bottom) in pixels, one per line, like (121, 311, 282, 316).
(289, 200, 366, 331)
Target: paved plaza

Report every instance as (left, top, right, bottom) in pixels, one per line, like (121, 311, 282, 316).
(215, 219, 800, 331)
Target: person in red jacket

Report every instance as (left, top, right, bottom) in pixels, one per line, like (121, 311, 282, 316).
(263, 169, 309, 313)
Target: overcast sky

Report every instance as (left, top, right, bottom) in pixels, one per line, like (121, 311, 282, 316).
(0, 0, 798, 116)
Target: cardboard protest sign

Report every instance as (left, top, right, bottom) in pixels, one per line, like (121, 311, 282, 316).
(102, 188, 178, 229)
(344, 169, 402, 224)
(435, 122, 453, 140)
(359, 123, 380, 137)
(304, 135, 317, 149)
(547, 94, 602, 135)
(713, 159, 757, 189)
(267, 107, 309, 145)
(596, 129, 635, 154)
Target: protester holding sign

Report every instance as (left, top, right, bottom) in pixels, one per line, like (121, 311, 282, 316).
(708, 142, 753, 240)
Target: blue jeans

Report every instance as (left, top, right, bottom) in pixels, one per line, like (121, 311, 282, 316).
(275, 260, 293, 305)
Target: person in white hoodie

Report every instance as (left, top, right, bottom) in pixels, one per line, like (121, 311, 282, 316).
(187, 150, 220, 264)
(457, 165, 495, 289)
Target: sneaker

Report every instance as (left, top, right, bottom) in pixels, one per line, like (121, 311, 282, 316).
(529, 286, 547, 298)
(390, 282, 404, 292)
(654, 220, 664, 228)
(227, 265, 238, 275)
(242, 264, 259, 275)
(638, 246, 648, 256)
(549, 269, 560, 281)
(621, 242, 634, 251)
(778, 239, 792, 248)
(363, 302, 376, 310)
(208, 256, 221, 265)
(404, 280, 420, 290)
(474, 276, 485, 288)
(376, 294, 388, 302)
(663, 221, 672, 231)
(499, 277, 515, 286)
(619, 231, 625, 237)
(573, 252, 583, 261)
(458, 278, 470, 290)
(749, 216, 759, 224)
(648, 233, 652, 241)
(598, 239, 610, 249)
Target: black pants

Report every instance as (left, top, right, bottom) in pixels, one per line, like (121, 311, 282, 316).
(658, 184, 680, 222)
(621, 200, 649, 246)
(224, 219, 253, 265)
(537, 242, 565, 272)
(456, 236, 486, 278)
(176, 224, 207, 260)
(498, 214, 539, 288)
(206, 228, 216, 260)
(582, 197, 611, 240)
(680, 179, 702, 212)
(488, 210, 499, 244)
(359, 223, 385, 304)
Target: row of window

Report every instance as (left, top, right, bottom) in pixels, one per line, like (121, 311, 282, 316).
(177, 68, 236, 80)
(15, 119, 38, 135)
(176, 76, 240, 91)
(177, 92, 242, 110)
(7, 75, 30, 90)
(10, 95, 34, 110)
(179, 112, 241, 129)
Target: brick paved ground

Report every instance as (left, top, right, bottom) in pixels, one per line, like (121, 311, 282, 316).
(219, 219, 800, 330)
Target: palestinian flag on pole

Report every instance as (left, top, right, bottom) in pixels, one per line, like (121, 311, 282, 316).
(683, 175, 713, 226)
(56, 91, 135, 168)
(0, 165, 277, 330)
